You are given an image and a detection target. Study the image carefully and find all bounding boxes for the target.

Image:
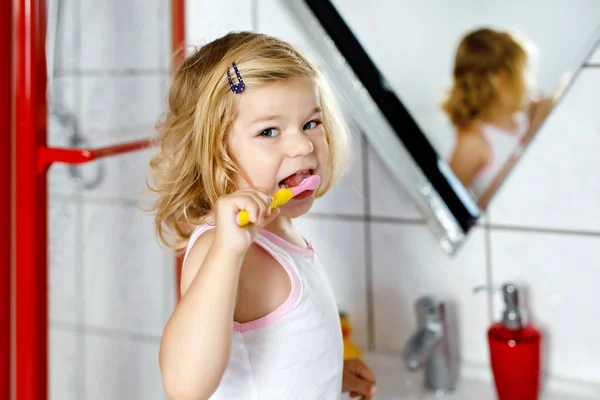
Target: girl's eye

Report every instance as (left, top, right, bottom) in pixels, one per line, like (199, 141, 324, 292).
(303, 120, 321, 130)
(259, 128, 280, 138)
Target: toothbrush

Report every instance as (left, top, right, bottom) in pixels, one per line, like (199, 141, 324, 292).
(237, 175, 321, 227)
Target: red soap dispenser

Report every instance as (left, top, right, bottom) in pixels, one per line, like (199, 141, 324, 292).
(475, 283, 542, 400)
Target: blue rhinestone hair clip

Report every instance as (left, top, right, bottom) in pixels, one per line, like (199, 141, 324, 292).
(227, 62, 245, 94)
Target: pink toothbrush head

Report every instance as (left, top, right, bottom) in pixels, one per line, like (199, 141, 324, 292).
(289, 174, 321, 197)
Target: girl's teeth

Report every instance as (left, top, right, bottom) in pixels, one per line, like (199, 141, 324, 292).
(279, 170, 311, 188)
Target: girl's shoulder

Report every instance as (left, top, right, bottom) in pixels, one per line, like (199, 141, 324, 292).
(456, 125, 489, 152)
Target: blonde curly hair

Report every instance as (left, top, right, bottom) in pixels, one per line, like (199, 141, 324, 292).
(147, 32, 350, 249)
(442, 28, 528, 130)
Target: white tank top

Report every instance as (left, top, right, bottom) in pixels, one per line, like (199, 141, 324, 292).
(182, 224, 344, 399)
(470, 112, 529, 198)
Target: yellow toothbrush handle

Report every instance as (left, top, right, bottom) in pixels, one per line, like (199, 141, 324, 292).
(237, 188, 294, 227)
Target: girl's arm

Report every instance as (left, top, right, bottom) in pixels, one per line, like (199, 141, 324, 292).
(449, 135, 488, 188)
(159, 230, 245, 400)
(477, 152, 519, 209)
(159, 187, 277, 400)
(521, 96, 555, 147)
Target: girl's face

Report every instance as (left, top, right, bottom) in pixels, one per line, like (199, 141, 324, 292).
(228, 78, 329, 218)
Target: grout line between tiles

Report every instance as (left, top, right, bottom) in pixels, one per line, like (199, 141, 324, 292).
(74, 195, 85, 398)
(361, 135, 376, 351)
(50, 322, 162, 344)
(305, 212, 600, 238)
(55, 68, 170, 77)
(50, 321, 78, 332)
(161, 2, 172, 353)
(483, 214, 494, 325)
(583, 63, 600, 68)
(368, 216, 426, 225)
(56, 192, 600, 239)
(73, 1, 85, 396)
(84, 325, 163, 344)
(304, 212, 427, 225)
(77, 127, 161, 139)
(55, 195, 140, 207)
(488, 224, 600, 238)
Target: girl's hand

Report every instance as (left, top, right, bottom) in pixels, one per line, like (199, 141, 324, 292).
(214, 188, 280, 253)
(342, 358, 377, 399)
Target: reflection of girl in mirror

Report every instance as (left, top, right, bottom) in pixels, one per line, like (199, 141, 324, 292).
(442, 28, 556, 208)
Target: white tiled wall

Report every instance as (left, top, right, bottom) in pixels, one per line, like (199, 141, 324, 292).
(48, 1, 173, 399)
(84, 334, 164, 400)
(79, 0, 170, 71)
(370, 224, 489, 365)
(309, 131, 366, 216)
(48, 0, 600, 398)
(49, 328, 79, 400)
(367, 146, 424, 221)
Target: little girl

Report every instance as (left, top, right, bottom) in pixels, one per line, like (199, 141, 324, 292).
(442, 28, 556, 208)
(149, 32, 377, 399)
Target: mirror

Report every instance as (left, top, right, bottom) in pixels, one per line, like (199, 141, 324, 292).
(283, 0, 600, 254)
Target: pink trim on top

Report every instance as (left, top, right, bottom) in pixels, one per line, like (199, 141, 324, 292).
(259, 229, 314, 257)
(181, 224, 303, 333)
(181, 224, 216, 270)
(233, 238, 300, 333)
(475, 122, 523, 179)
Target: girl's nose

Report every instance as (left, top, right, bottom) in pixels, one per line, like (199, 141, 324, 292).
(286, 130, 314, 158)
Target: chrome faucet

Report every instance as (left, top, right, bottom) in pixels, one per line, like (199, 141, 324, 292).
(402, 296, 459, 393)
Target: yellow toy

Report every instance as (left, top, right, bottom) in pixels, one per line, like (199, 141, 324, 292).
(340, 312, 361, 359)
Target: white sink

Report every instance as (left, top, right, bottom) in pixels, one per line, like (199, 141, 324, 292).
(350, 351, 600, 400)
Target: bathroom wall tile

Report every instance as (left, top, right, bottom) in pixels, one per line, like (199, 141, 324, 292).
(82, 203, 169, 336)
(294, 217, 369, 348)
(367, 145, 424, 220)
(84, 334, 165, 400)
(157, 1, 173, 69)
(257, 0, 331, 70)
(48, 77, 81, 199)
(80, 75, 163, 137)
(490, 229, 600, 384)
(588, 43, 600, 65)
(185, 0, 253, 48)
(49, 0, 79, 72)
(163, 253, 178, 328)
(371, 223, 489, 366)
(309, 131, 366, 216)
(80, 0, 166, 70)
(48, 162, 80, 204)
(488, 69, 600, 233)
(79, 136, 157, 203)
(48, 77, 77, 146)
(48, 199, 79, 324)
(50, 328, 79, 400)
(159, 73, 172, 111)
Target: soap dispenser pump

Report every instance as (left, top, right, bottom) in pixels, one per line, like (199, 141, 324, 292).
(474, 283, 542, 400)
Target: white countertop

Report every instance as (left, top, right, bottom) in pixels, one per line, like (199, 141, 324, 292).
(353, 351, 600, 400)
